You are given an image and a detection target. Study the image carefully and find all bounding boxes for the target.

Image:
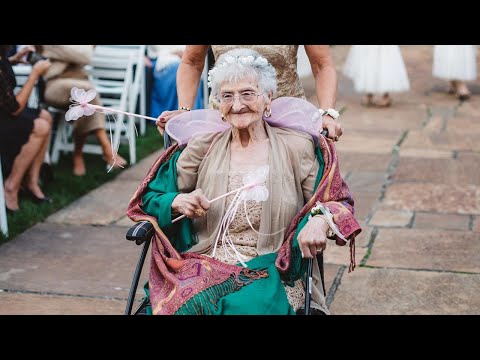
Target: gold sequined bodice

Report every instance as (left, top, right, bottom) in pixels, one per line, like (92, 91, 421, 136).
(210, 45, 305, 108)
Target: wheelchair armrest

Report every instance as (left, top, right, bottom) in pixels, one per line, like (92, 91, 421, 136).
(126, 221, 155, 245)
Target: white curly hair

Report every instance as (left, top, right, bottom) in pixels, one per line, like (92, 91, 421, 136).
(208, 48, 277, 100)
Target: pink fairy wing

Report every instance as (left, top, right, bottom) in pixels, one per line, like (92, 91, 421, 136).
(165, 109, 231, 146)
(71, 87, 87, 102)
(65, 105, 85, 121)
(82, 105, 96, 116)
(83, 89, 97, 103)
(264, 97, 323, 145)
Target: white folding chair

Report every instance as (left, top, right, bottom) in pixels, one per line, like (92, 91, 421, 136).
(93, 45, 147, 135)
(0, 156, 8, 237)
(12, 64, 40, 108)
(88, 53, 137, 164)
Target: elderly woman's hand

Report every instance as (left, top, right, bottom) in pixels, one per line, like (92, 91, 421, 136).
(156, 109, 189, 135)
(297, 216, 330, 258)
(172, 189, 210, 219)
(322, 116, 343, 142)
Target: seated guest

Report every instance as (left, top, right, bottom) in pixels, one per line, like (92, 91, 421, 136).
(1, 45, 53, 211)
(40, 45, 127, 176)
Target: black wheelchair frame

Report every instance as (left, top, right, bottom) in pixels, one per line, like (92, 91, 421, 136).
(124, 220, 326, 315)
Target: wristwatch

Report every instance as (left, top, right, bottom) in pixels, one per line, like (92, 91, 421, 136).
(319, 108, 340, 120)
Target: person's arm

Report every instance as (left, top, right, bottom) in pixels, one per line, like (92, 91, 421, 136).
(155, 45, 209, 134)
(177, 45, 209, 109)
(304, 45, 343, 141)
(10, 59, 51, 116)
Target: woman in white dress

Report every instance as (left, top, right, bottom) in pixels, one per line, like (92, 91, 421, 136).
(432, 45, 477, 100)
(343, 45, 410, 107)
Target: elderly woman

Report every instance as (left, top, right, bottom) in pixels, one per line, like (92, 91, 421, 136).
(127, 49, 361, 315)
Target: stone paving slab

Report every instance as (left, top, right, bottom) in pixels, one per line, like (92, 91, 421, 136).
(354, 221, 373, 248)
(383, 183, 480, 215)
(335, 132, 400, 155)
(350, 191, 379, 221)
(366, 228, 480, 273)
(399, 148, 453, 159)
(116, 149, 163, 181)
(339, 103, 425, 133)
(369, 209, 413, 228)
(324, 243, 367, 268)
(114, 216, 136, 227)
(455, 100, 480, 118)
(46, 180, 140, 225)
(474, 217, 480, 233)
(347, 171, 386, 194)
(324, 264, 341, 296)
(0, 223, 149, 299)
(0, 292, 125, 315)
(329, 267, 480, 315)
(413, 213, 470, 231)
(446, 117, 480, 134)
(393, 157, 480, 185)
(403, 130, 480, 152)
(336, 153, 391, 174)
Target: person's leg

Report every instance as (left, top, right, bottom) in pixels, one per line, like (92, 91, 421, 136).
(361, 93, 374, 106)
(25, 110, 53, 198)
(4, 117, 51, 210)
(376, 92, 392, 107)
(448, 80, 457, 94)
(94, 128, 127, 167)
(72, 132, 87, 176)
(455, 80, 471, 100)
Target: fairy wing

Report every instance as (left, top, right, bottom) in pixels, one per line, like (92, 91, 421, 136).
(165, 109, 231, 146)
(165, 97, 322, 146)
(265, 97, 323, 145)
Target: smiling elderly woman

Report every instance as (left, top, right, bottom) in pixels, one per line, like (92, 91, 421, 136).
(127, 48, 361, 315)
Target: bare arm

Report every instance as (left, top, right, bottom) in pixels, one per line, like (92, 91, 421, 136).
(177, 45, 209, 109)
(155, 45, 209, 135)
(304, 45, 342, 141)
(12, 59, 51, 116)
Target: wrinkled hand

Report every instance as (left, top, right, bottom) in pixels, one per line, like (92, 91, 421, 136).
(172, 189, 210, 219)
(156, 109, 188, 135)
(32, 59, 51, 77)
(322, 116, 343, 141)
(297, 216, 329, 258)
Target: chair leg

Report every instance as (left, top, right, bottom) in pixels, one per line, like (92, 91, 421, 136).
(51, 117, 66, 164)
(0, 156, 9, 237)
(304, 258, 314, 315)
(125, 238, 151, 315)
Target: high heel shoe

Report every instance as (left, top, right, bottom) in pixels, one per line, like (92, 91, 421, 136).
(24, 188, 53, 204)
(6, 206, 19, 214)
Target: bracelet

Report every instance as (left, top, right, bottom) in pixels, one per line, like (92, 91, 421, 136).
(179, 106, 191, 111)
(319, 108, 340, 120)
(308, 203, 335, 238)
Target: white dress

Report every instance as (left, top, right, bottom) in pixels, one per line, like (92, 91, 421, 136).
(433, 45, 477, 81)
(343, 45, 410, 93)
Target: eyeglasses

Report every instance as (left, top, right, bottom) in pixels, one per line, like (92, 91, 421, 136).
(218, 91, 265, 105)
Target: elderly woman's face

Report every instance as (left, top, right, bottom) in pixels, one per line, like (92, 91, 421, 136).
(218, 79, 270, 130)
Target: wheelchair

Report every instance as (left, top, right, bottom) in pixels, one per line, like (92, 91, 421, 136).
(124, 220, 327, 315)
(123, 129, 329, 315)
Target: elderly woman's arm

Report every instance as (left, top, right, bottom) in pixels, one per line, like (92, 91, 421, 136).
(141, 132, 217, 227)
(296, 137, 360, 257)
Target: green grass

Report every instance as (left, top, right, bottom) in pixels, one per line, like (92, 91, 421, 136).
(1, 124, 163, 243)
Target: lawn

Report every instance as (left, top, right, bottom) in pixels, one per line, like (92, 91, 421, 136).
(1, 123, 163, 243)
